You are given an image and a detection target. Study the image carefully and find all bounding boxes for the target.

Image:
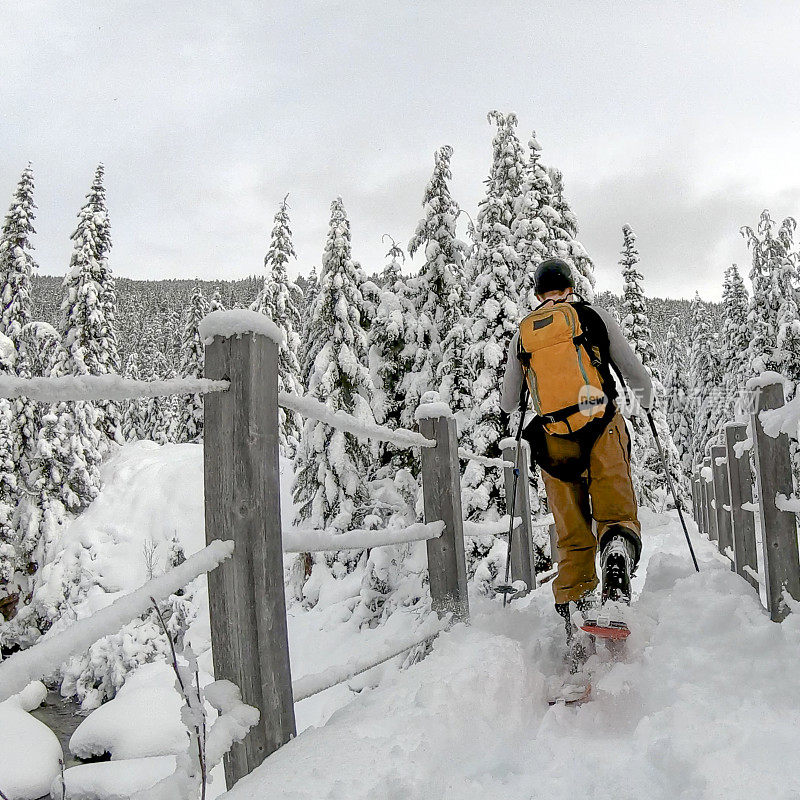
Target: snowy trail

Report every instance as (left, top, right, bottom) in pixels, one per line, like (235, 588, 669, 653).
(224, 510, 800, 800)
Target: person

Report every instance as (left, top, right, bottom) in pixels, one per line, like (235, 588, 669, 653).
(500, 257, 653, 668)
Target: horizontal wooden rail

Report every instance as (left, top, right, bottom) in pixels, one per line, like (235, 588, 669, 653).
(283, 522, 445, 553)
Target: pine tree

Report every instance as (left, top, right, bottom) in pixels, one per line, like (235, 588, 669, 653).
(251, 198, 304, 455)
(688, 292, 723, 464)
(140, 343, 174, 445)
(741, 211, 796, 377)
(299, 266, 320, 389)
(209, 291, 225, 314)
(0, 166, 39, 495)
(175, 287, 209, 443)
(717, 265, 751, 421)
(368, 239, 416, 468)
(0, 336, 18, 602)
(53, 165, 122, 445)
(618, 226, 685, 509)
(514, 132, 554, 311)
(121, 353, 145, 441)
(292, 198, 376, 530)
(662, 321, 693, 477)
(546, 167, 595, 301)
(404, 145, 469, 429)
(461, 190, 520, 519)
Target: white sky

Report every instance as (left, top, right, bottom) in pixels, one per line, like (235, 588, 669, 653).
(3, 1, 800, 300)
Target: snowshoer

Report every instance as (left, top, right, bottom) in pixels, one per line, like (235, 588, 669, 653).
(500, 258, 653, 673)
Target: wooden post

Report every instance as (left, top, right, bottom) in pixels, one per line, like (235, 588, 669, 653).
(501, 439, 536, 593)
(419, 411, 469, 620)
(205, 330, 296, 784)
(697, 470, 709, 536)
(693, 475, 705, 534)
(711, 444, 734, 568)
(703, 457, 718, 542)
(750, 381, 800, 621)
(724, 423, 759, 592)
(691, 476, 700, 528)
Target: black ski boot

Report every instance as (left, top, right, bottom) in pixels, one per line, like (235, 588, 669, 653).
(599, 531, 637, 604)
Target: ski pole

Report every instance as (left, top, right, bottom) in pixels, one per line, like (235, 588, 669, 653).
(646, 410, 700, 572)
(500, 384, 530, 607)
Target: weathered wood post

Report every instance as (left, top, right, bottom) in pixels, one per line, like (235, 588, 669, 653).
(750, 381, 800, 621)
(697, 470, 709, 536)
(703, 457, 718, 542)
(203, 315, 296, 784)
(693, 474, 705, 534)
(690, 476, 699, 525)
(711, 445, 734, 567)
(417, 398, 469, 620)
(501, 437, 536, 593)
(724, 423, 759, 592)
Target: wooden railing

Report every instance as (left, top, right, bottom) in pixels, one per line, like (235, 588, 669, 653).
(691, 379, 800, 622)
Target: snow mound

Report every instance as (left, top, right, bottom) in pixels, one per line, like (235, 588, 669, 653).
(0, 681, 62, 799)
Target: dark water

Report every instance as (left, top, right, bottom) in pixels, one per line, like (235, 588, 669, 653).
(29, 690, 85, 770)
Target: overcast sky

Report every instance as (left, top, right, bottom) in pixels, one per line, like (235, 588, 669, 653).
(4, 1, 800, 300)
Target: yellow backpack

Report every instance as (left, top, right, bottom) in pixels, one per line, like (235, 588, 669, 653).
(518, 301, 609, 436)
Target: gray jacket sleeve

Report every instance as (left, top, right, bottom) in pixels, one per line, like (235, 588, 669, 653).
(500, 332, 524, 414)
(594, 306, 654, 410)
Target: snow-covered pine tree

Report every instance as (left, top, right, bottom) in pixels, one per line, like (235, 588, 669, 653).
(514, 131, 554, 312)
(121, 352, 145, 441)
(292, 197, 377, 531)
(209, 291, 225, 313)
(175, 287, 209, 443)
(618, 225, 685, 510)
(461, 189, 520, 520)
(546, 167, 595, 301)
(251, 197, 304, 455)
(688, 292, 723, 464)
(404, 145, 469, 429)
(662, 321, 693, 477)
(368, 238, 417, 469)
(741, 211, 797, 377)
(717, 264, 751, 422)
(0, 166, 39, 493)
(53, 165, 122, 445)
(0, 335, 18, 608)
(140, 345, 175, 445)
(299, 266, 320, 389)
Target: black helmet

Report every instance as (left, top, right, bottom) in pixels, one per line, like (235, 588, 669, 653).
(534, 258, 574, 295)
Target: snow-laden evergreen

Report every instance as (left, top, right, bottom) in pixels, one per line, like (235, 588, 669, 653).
(251, 198, 304, 455)
(618, 226, 686, 510)
(299, 265, 320, 389)
(688, 292, 723, 463)
(0, 336, 18, 606)
(513, 132, 554, 312)
(717, 264, 751, 421)
(546, 167, 595, 301)
(662, 321, 693, 477)
(121, 353, 145, 442)
(404, 145, 469, 429)
(461, 190, 520, 520)
(293, 198, 377, 532)
(140, 343, 176, 445)
(175, 287, 209, 443)
(742, 211, 797, 378)
(368, 239, 417, 469)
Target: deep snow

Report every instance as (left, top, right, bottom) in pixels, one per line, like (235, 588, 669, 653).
(222, 510, 800, 800)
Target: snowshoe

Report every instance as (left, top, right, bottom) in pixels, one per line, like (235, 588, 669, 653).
(580, 603, 631, 640)
(547, 675, 592, 705)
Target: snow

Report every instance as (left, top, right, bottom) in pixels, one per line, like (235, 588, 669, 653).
(293, 615, 444, 702)
(741, 501, 759, 513)
(58, 756, 177, 799)
(759, 393, 800, 440)
(0, 681, 63, 799)
(458, 447, 514, 469)
(0, 373, 229, 402)
(414, 392, 454, 421)
(222, 510, 800, 800)
(283, 521, 444, 553)
(0, 539, 233, 703)
(281, 390, 434, 449)
(775, 493, 800, 513)
(745, 370, 788, 390)
(198, 309, 285, 346)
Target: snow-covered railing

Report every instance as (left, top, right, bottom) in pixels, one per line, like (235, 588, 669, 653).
(283, 521, 445, 553)
(0, 541, 234, 704)
(692, 382, 800, 621)
(292, 619, 445, 702)
(279, 390, 435, 449)
(457, 446, 514, 469)
(0, 374, 229, 401)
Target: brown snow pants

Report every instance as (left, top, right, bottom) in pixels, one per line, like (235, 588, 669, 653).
(541, 413, 641, 605)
